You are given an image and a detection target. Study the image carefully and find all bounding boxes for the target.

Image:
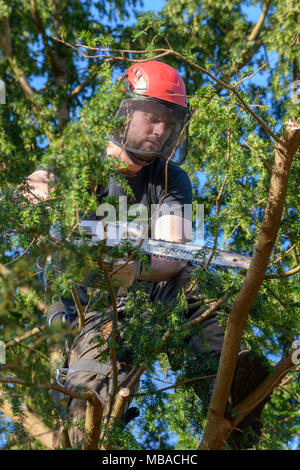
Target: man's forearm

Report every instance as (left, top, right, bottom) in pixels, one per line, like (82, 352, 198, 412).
(135, 256, 186, 282)
(24, 170, 56, 203)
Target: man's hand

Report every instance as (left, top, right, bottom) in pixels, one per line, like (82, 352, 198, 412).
(103, 259, 137, 296)
(135, 214, 192, 282)
(106, 141, 143, 176)
(21, 170, 55, 204)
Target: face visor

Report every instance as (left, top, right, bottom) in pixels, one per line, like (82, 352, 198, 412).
(109, 96, 191, 166)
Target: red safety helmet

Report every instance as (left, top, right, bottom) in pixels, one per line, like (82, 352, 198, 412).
(110, 61, 191, 166)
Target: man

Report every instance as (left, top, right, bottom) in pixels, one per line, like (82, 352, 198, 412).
(26, 60, 270, 449)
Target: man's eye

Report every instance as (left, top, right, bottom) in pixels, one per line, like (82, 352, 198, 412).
(164, 121, 175, 131)
(145, 114, 158, 123)
(144, 113, 176, 128)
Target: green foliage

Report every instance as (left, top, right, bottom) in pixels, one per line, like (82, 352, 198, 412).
(0, 0, 299, 451)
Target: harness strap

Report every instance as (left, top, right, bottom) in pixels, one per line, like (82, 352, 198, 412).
(67, 360, 112, 378)
(56, 360, 112, 387)
(56, 359, 133, 388)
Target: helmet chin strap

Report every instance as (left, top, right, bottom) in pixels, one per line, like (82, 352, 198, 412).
(126, 151, 156, 167)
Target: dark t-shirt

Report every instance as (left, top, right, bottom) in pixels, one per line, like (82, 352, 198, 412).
(98, 156, 192, 211)
(49, 156, 193, 315)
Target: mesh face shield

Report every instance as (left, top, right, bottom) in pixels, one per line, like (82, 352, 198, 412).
(109, 97, 191, 166)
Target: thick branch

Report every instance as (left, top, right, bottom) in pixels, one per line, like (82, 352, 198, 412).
(200, 119, 300, 450)
(232, 351, 296, 425)
(69, 73, 96, 101)
(0, 388, 54, 449)
(247, 0, 272, 43)
(30, 0, 63, 76)
(71, 286, 85, 330)
(197, 351, 296, 450)
(84, 391, 104, 450)
(0, 376, 92, 400)
(100, 388, 130, 450)
(0, 17, 35, 101)
(265, 264, 300, 279)
(6, 326, 45, 348)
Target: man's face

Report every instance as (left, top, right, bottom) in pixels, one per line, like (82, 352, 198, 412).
(124, 101, 177, 155)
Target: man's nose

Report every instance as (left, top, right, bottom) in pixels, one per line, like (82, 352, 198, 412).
(152, 121, 167, 137)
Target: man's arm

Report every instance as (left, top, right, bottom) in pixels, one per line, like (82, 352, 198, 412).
(23, 169, 55, 203)
(135, 214, 192, 282)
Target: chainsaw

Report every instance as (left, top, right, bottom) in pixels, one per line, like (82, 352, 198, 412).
(78, 220, 252, 270)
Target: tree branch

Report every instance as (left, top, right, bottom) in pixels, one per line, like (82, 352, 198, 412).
(68, 73, 96, 101)
(0, 387, 54, 449)
(6, 326, 46, 348)
(0, 376, 104, 449)
(100, 388, 130, 450)
(218, 1, 272, 84)
(30, 0, 63, 76)
(265, 264, 300, 279)
(247, 0, 272, 43)
(98, 259, 119, 395)
(133, 374, 217, 397)
(200, 118, 300, 450)
(71, 286, 85, 331)
(232, 351, 296, 426)
(0, 16, 35, 101)
(0, 376, 92, 401)
(198, 351, 297, 450)
(84, 391, 104, 450)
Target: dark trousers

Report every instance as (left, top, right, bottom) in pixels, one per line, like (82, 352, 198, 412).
(53, 266, 225, 448)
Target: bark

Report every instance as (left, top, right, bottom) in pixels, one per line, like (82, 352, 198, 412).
(247, 0, 272, 43)
(1, 6, 70, 129)
(0, 389, 54, 449)
(198, 350, 296, 450)
(200, 119, 300, 450)
(232, 351, 295, 425)
(30, 0, 70, 128)
(100, 388, 130, 450)
(84, 391, 104, 450)
(0, 17, 35, 101)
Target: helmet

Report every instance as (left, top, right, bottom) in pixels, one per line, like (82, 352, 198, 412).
(109, 61, 191, 166)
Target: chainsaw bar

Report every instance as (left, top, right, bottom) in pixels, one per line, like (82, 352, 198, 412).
(141, 238, 251, 270)
(78, 220, 252, 270)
